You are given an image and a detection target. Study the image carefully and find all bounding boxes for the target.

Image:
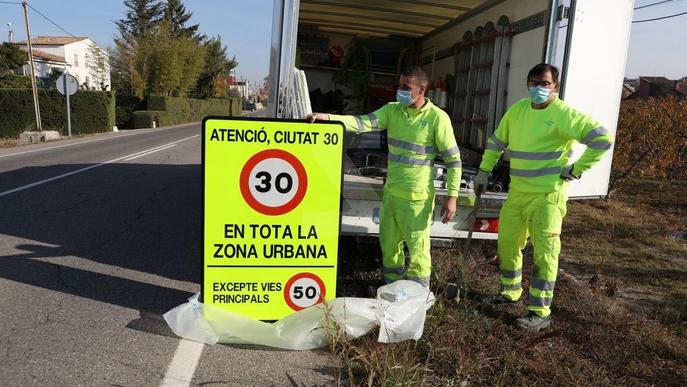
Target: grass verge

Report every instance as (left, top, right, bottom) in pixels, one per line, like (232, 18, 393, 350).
(333, 179, 687, 386)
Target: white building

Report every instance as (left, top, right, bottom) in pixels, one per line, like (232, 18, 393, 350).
(15, 36, 110, 90)
(14, 48, 67, 88)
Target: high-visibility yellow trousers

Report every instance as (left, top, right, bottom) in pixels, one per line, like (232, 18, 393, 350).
(379, 190, 435, 287)
(498, 189, 567, 317)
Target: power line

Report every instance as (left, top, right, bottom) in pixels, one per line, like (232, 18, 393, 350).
(634, 0, 681, 11)
(0, 1, 22, 4)
(633, 9, 687, 22)
(25, 2, 82, 40)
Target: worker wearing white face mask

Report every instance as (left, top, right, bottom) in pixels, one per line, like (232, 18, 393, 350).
(307, 66, 462, 288)
(474, 63, 614, 331)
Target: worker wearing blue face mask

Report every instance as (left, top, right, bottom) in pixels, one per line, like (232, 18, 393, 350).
(473, 63, 614, 331)
(307, 66, 462, 288)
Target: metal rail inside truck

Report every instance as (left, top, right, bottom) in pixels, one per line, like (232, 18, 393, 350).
(264, 0, 634, 242)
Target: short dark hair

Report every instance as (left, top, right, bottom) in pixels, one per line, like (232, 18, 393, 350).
(401, 66, 429, 87)
(527, 63, 559, 83)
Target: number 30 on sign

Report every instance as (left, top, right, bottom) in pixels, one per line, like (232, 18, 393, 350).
(240, 149, 308, 216)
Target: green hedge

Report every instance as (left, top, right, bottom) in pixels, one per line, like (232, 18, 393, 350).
(131, 96, 241, 129)
(0, 88, 115, 138)
(229, 97, 241, 116)
(131, 110, 167, 129)
(115, 95, 145, 129)
(0, 74, 32, 88)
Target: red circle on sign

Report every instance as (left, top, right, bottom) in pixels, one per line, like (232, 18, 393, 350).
(284, 272, 326, 311)
(239, 149, 308, 216)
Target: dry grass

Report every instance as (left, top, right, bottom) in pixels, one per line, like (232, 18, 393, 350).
(0, 138, 19, 148)
(332, 179, 687, 386)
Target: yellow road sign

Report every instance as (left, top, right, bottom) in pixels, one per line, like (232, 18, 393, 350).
(202, 117, 344, 320)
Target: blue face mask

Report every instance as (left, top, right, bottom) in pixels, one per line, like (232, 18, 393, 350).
(528, 86, 551, 104)
(396, 89, 415, 106)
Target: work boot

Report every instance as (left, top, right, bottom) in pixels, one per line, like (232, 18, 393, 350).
(482, 294, 521, 305)
(515, 312, 551, 331)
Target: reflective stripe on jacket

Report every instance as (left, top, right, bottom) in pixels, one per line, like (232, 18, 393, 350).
(330, 98, 461, 200)
(479, 97, 613, 193)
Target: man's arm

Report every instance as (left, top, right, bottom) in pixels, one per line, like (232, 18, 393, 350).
(307, 105, 389, 133)
(479, 109, 511, 173)
(564, 111, 614, 177)
(435, 113, 462, 223)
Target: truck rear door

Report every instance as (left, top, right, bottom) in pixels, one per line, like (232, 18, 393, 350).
(559, 0, 635, 198)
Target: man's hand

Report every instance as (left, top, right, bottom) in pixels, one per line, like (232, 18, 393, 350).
(473, 170, 490, 194)
(560, 164, 581, 182)
(441, 196, 457, 224)
(305, 112, 330, 122)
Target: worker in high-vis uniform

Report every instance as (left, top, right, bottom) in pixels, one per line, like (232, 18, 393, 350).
(474, 63, 613, 331)
(307, 66, 462, 288)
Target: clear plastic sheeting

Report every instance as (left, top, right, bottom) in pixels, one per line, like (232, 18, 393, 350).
(163, 280, 435, 350)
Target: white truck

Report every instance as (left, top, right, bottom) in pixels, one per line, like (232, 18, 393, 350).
(266, 0, 634, 241)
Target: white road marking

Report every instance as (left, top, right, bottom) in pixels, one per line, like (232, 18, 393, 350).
(0, 135, 199, 198)
(125, 144, 176, 161)
(0, 131, 145, 159)
(160, 340, 205, 387)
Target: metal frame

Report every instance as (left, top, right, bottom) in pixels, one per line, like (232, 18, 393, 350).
(268, 0, 286, 117)
(559, 0, 577, 100)
(544, 0, 565, 63)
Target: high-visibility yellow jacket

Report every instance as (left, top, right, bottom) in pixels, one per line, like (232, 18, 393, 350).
(330, 99, 462, 200)
(480, 97, 614, 193)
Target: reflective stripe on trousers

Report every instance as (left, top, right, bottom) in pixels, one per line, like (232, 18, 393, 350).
(497, 190, 567, 317)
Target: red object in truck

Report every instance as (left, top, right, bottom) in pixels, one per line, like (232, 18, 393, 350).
(474, 218, 499, 233)
(366, 83, 396, 112)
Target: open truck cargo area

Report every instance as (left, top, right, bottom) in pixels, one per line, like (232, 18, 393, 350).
(268, 0, 633, 240)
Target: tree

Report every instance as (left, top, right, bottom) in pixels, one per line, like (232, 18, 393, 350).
(86, 43, 110, 90)
(111, 0, 234, 98)
(610, 96, 687, 193)
(115, 0, 163, 42)
(0, 42, 28, 75)
(145, 20, 206, 96)
(162, 0, 200, 39)
(193, 36, 237, 98)
(112, 0, 163, 96)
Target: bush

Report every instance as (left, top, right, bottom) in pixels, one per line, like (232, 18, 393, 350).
(0, 88, 115, 138)
(131, 110, 167, 129)
(131, 96, 238, 128)
(611, 97, 687, 192)
(0, 74, 32, 88)
(229, 97, 241, 116)
(115, 95, 145, 128)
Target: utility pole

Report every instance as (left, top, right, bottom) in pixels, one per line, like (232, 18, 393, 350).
(22, 1, 42, 132)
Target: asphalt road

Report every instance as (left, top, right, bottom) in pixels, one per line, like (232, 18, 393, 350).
(0, 121, 337, 386)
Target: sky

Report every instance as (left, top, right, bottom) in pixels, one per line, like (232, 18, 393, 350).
(0, 0, 274, 85)
(1, 0, 685, 83)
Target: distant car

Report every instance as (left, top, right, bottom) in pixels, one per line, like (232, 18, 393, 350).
(244, 102, 256, 111)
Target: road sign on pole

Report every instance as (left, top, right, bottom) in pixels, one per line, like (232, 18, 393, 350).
(202, 116, 344, 320)
(56, 73, 78, 137)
